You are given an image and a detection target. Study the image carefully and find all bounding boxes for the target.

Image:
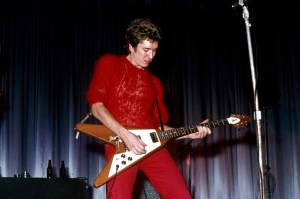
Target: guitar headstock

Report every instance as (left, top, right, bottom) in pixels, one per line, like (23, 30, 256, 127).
(227, 114, 252, 128)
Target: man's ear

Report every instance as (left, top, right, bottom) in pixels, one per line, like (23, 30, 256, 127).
(129, 44, 134, 53)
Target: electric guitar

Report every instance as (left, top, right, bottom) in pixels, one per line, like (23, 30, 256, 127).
(75, 113, 252, 188)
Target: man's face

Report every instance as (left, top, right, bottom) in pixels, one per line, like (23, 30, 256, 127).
(128, 39, 158, 70)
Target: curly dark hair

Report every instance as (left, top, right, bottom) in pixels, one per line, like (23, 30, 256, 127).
(124, 18, 162, 55)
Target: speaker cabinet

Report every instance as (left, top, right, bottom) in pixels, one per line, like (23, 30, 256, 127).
(0, 177, 89, 199)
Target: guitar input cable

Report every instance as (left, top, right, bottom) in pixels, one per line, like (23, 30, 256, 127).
(107, 164, 120, 199)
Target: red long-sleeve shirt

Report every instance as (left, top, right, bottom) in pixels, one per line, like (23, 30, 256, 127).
(86, 54, 169, 129)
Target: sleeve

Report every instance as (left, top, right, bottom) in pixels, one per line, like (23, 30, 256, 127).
(152, 75, 169, 125)
(86, 55, 113, 106)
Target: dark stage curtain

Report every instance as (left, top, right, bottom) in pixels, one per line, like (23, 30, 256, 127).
(1, 1, 299, 198)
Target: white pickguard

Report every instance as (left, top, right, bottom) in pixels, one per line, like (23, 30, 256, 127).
(108, 129, 161, 177)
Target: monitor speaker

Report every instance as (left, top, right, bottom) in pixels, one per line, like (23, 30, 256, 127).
(0, 177, 89, 199)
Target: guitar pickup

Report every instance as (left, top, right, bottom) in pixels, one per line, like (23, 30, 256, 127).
(150, 132, 158, 143)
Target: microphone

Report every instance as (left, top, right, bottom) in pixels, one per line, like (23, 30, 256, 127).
(232, 0, 245, 8)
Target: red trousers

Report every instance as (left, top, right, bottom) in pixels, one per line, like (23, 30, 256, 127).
(104, 144, 192, 199)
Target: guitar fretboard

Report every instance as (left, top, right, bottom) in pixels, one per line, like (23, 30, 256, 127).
(158, 119, 229, 141)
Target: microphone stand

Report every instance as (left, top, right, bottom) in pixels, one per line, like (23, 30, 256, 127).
(233, 1, 265, 198)
(75, 112, 92, 139)
(186, 140, 192, 193)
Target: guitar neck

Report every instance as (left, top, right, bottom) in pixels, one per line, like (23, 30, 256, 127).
(158, 119, 229, 141)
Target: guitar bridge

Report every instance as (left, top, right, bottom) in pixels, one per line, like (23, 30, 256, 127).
(109, 135, 119, 142)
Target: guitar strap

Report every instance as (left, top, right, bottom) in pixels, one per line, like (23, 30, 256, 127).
(155, 98, 164, 131)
